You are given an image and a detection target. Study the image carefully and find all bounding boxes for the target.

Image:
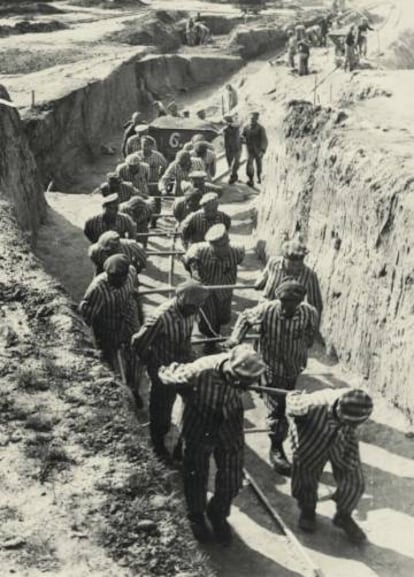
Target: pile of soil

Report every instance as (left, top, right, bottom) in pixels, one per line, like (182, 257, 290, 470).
(0, 1, 62, 17)
(0, 20, 68, 38)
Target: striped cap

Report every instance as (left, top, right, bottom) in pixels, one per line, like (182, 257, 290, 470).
(337, 389, 373, 425)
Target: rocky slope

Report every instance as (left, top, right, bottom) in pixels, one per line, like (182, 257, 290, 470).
(0, 85, 46, 241)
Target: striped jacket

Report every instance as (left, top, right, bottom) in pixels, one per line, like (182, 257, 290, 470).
(193, 149, 216, 180)
(84, 213, 136, 243)
(231, 300, 318, 380)
(119, 199, 153, 230)
(158, 158, 205, 196)
(159, 353, 244, 447)
(79, 266, 139, 348)
(286, 388, 362, 469)
(172, 197, 199, 223)
(116, 161, 150, 195)
(88, 239, 147, 275)
(136, 150, 168, 183)
(132, 297, 195, 366)
(181, 209, 231, 248)
(256, 256, 323, 315)
(114, 181, 140, 203)
(184, 242, 245, 301)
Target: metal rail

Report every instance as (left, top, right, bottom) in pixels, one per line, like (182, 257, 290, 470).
(139, 283, 257, 296)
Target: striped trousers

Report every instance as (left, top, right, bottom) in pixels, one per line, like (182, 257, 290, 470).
(182, 407, 244, 517)
(291, 441, 365, 514)
(266, 374, 297, 447)
(147, 365, 177, 448)
(198, 293, 232, 337)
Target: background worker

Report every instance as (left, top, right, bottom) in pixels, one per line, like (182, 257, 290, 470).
(135, 135, 168, 226)
(298, 37, 310, 76)
(84, 193, 136, 243)
(228, 280, 319, 475)
(344, 25, 357, 71)
(223, 115, 242, 185)
(116, 154, 150, 196)
(125, 124, 150, 156)
(132, 280, 209, 460)
(158, 345, 266, 545)
(242, 111, 268, 187)
(357, 18, 374, 57)
(286, 29, 298, 69)
(172, 185, 202, 223)
(181, 192, 231, 249)
(159, 151, 204, 197)
(255, 236, 323, 322)
(223, 83, 238, 115)
(286, 387, 373, 543)
(121, 111, 143, 157)
(79, 254, 141, 402)
(184, 224, 245, 350)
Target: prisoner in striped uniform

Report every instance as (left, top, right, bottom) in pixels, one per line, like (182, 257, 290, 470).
(116, 154, 150, 196)
(181, 193, 231, 249)
(255, 237, 323, 321)
(119, 196, 154, 245)
(121, 112, 143, 157)
(79, 254, 140, 376)
(88, 231, 146, 276)
(136, 136, 168, 224)
(192, 140, 217, 180)
(84, 194, 136, 243)
(158, 345, 266, 545)
(172, 185, 202, 223)
(286, 387, 373, 543)
(158, 151, 205, 197)
(184, 224, 245, 347)
(104, 172, 144, 203)
(229, 280, 318, 475)
(187, 169, 223, 197)
(131, 281, 208, 459)
(124, 124, 150, 156)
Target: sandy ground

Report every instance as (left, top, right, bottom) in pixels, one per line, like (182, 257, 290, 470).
(9, 0, 414, 575)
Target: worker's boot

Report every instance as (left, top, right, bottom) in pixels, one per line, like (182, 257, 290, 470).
(333, 512, 367, 544)
(298, 507, 316, 533)
(269, 444, 291, 476)
(188, 513, 211, 543)
(207, 500, 233, 546)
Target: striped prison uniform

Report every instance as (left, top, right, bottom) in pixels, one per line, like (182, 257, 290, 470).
(286, 388, 366, 514)
(88, 238, 147, 275)
(116, 161, 150, 196)
(256, 256, 323, 319)
(84, 213, 136, 243)
(113, 181, 140, 204)
(231, 300, 318, 444)
(158, 157, 205, 197)
(125, 135, 141, 156)
(132, 297, 196, 448)
(160, 353, 244, 517)
(119, 198, 153, 240)
(136, 150, 168, 217)
(172, 196, 200, 223)
(181, 209, 232, 249)
(184, 242, 245, 336)
(79, 266, 140, 379)
(121, 122, 137, 157)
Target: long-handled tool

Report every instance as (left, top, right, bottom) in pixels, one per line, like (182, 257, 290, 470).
(244, 468, 325, 577)
(191, 334, 259, 345)
(146, 250, 185, 257)
(139, 283, 257, 296)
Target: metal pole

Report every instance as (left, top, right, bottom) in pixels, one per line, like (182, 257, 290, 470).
(191, 334, 259, 345)
(244, 468, 325, 577)
(31, 90, 35, 109)
(247, 384, 289, 396)
(146, 250, 185, 256)
(139, 283, 257, 296)
(136, 231, 181, 238)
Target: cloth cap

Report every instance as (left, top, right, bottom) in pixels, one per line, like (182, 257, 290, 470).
(183, 142, 194, 152)
(100, 183, 110, 196)
(275, 280, 306, 301)
(282, 238, 309, 260)
(251, 111, 260, 118)
(337, 389, 373, 424)
(229, 345, 266, 379)
(189, 170, 207, 179)
(175, 280, 208, 306)
(125, 154, 141, 167)
(134, 124, 149, 134)
(103, 254, 129, 276)
(223, 114, 233, 122)
(182, 184, 200, 198)
(106, 172, 119, 182)
(205, 223, 227, 243)
(200, 192, 219, 206)
(102, 192, 119, 205)
(98, 230, 120, 247)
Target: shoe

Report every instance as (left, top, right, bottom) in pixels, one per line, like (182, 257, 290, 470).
(133, 391, 144, 410)
(153, 442, 171, 464)
(333, 512, 367, 544)
(298, 508, 316, 533)
(207, 501, 233, 546)
(269, 447, 292, 476)
(188, 513, 211, 543)
(246, 180, 254, 188)
(228, 175, 237, 185)
(172, 440, 183, 462)
(257, 176, 261, 184)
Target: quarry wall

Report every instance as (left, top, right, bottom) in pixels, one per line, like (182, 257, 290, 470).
(257, 100, 414, 420)
(0, 85, 46, 240)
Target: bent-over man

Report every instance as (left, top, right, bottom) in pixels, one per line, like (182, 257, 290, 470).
(158, 345, 266, 545)
(181, 192, 231, 249)
(116, 154, 150, 196)
(84, 193, 136, 243)
(286, 387, 373, 543)
(88, 231, 146, 276)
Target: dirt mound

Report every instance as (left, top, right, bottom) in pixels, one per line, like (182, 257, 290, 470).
(0, 1, 62, 16)
(108, 11, 186, 52)
(228, 24, 287, 59)
(385, 29, 414, 69)
(0, 19, 67, 38)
